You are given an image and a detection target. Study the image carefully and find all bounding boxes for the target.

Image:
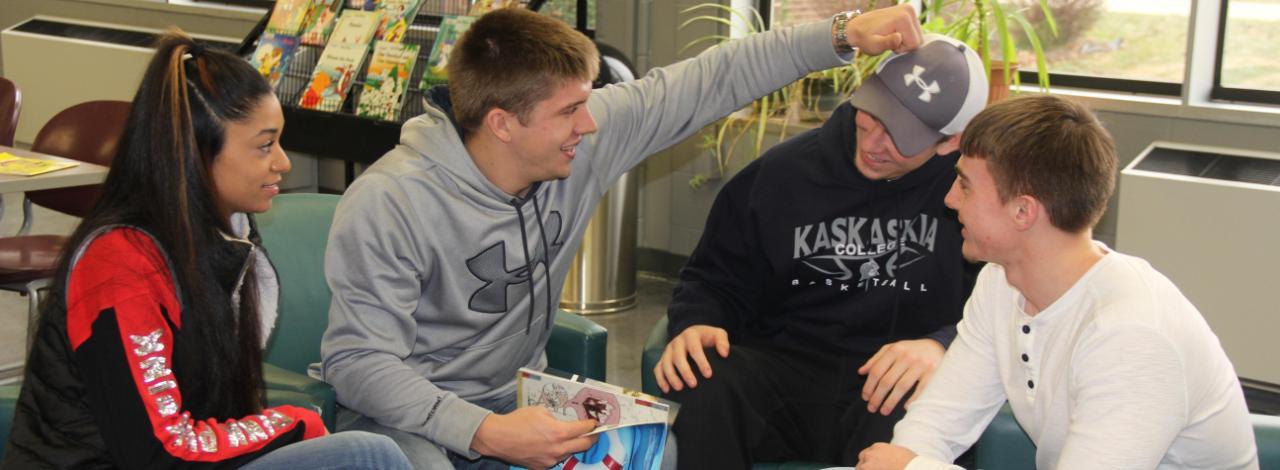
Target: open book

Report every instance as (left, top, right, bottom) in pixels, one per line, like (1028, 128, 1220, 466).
(514, 368, 677, 470)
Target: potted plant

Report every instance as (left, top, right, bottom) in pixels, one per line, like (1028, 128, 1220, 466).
(682, 0, 1060, 188)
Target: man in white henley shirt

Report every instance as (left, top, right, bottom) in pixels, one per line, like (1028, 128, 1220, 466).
(856, 95, 1258, 470)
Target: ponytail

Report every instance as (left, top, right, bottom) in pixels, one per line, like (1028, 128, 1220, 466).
(50, 29, 271, 419)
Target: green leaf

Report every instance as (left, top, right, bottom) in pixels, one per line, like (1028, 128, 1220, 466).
(754, 94, 769, 158)
(689, 173, 707, 190)
(1009, 11, 1050, 91)
(988, 0, 1015, 87)
(928, 0, 945, 23)
(678, 35, 732, 55)
(679, 15, 734, 32)
(1036, 0, 1058, 37)
(679, 4, 761, 36)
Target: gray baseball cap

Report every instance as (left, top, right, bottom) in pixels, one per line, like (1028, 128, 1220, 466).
(850, 34, 988, 157)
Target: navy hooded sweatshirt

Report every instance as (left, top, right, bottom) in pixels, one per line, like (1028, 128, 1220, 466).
(668, 102, 977, 357)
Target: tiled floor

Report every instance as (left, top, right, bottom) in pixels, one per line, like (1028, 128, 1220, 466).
(577, 273, 672, 392)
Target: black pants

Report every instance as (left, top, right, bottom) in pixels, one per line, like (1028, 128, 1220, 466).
(664, 342, 906, 469)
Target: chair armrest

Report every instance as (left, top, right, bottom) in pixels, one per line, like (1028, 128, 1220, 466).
(974, 403, 1036, 470)
(1255, 413, 1280, 469)
(264, 363, 335, 430)
(0, 385, 19, 461)
(547, 310, 608, 381)
(640, 316, 669, 396)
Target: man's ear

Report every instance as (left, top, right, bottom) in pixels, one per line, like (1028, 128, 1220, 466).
(936, 133, 962, 155)
(1010, 194, 1041, 231)
(483, 108, 516, 143)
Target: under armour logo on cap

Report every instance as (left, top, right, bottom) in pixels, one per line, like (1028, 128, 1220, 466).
(849, 34, 989, 157)
(903, 65, 941, 102)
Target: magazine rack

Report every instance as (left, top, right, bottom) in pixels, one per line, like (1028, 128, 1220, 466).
(238, 0, 622, 175)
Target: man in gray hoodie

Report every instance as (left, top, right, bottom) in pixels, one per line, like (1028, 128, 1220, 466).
(321, 6, 925, 469)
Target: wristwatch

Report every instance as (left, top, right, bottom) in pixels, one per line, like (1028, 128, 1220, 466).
(832, 10, 862, 55)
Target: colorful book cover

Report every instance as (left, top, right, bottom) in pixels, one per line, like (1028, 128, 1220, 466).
(329, 10, 382, 46)
(467, 0, 517, 16)
(376, 0, 425, 43)
(299, 42, 370, 112)
(513, 368, 674, 470)
(299, 0, 344, 46)
(0, 152, 80, 176)
(419, 15, 475, 87)
(346, 0, 378, 10)
(266, 0, 313, 35)
(357, 41, 421, 121)
(249, 33, 300, 90)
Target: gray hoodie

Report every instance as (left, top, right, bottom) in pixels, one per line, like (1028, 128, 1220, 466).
(321, 19, 849, 457)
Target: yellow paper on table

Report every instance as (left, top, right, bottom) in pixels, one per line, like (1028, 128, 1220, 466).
(0, 152, 80, 176)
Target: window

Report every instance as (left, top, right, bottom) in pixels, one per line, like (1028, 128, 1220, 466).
(1212, 0, 1280, 104)
(759, 0, 1196, 96)
(767, 0, 871, 30)
(966, 0, 1190, 96)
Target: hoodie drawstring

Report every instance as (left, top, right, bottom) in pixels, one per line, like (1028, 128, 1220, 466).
(512, 198, 537, 333)
(531, 193, 555, 330)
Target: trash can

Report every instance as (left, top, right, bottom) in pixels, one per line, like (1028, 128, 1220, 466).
(560, 170, 639, 314)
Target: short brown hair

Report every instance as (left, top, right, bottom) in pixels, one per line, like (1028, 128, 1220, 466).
(960, 94, 1117, 233)
(448, 8, 599, 131)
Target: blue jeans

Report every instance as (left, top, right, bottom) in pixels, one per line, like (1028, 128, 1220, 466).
(240, 430, 411, 469)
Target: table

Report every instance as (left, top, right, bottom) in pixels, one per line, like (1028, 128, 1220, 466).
(0, 145, 109, 194)
(0, 145, 109, 225)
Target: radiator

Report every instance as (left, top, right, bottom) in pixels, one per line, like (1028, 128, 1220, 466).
(1118, 141, 1280, 385)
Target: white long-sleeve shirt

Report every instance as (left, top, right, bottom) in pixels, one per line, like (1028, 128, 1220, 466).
(892, 246, 1257, 469)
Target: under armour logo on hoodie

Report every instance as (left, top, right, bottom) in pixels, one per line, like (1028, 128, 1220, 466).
(903, 65, 941, 102)
(466, 211, 563, 313)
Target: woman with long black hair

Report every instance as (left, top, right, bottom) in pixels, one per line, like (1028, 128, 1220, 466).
(1, 31, 410, 469)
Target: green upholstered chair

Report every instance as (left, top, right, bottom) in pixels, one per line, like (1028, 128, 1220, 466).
(256, 193, 609, 428)
(972, 400, 1280, 470)
(972, 404, 1036, 470)
(256, 193, 342, 428)
(1256, 413, 1280, 469)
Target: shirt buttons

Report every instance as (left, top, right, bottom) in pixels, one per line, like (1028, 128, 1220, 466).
(1021, 353, 1029, 362)
(1022, 325, 1031, 334)
(1027, 380, 1035, 389)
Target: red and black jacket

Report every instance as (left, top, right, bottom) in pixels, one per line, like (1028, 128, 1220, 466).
(2, 226, 323, 469)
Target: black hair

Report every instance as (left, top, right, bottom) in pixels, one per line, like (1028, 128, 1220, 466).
(48, 30, 272, 419)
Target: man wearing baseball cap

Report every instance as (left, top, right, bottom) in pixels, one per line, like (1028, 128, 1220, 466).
(653, 33, 988, 468)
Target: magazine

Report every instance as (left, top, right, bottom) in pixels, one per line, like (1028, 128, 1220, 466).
(249, 33, 300, 90)
(467, 0, 519, 16)
(419, 15, 474, 87)
(265, 0, 313, 36)
(356, 41, 420, 121)
(0, 152, 79, 176)
(375, 0, 425, 42)
(298, 42, 370, 112)
(514, 368, 676, 470)
(328, 10, 382, 46)
(299, 0, 344, 45)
